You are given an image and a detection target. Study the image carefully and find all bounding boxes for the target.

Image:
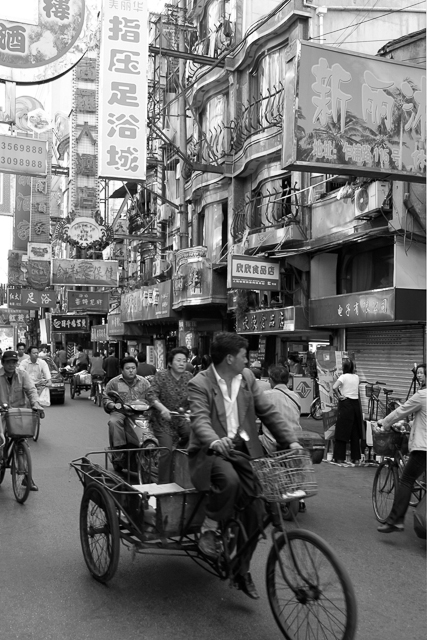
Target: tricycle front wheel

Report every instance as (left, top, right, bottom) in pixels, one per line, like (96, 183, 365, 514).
(266, 529, 357, 640)
(79, 482, 120, 583)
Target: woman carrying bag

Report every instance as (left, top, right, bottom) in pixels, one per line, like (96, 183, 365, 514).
(332, 359, 363, 464)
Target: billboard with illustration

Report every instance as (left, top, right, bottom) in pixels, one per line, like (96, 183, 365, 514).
(282, 42, 426, 183)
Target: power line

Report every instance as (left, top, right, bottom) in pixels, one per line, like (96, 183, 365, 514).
(309, 1, 426, 42)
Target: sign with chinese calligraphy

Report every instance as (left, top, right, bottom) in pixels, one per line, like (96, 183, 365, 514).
(231, 256, 280, 291)
(98, 0, 148, 180)
(52, 259, 119, 287)
(51, 315, 89, 333)
(0, 308, 31, 324)
(309, 289, 396, 327)
(121, 280, 177, 322)
(283, 42, 426, 183)
(8, 287, 56, 309)
(0, 0, 100, 84)
(0, 134, 47, 176)
(68, 290, 110, 312)
(28, 243, 52, 262)
(66, 217, 105, 248)
(26, 260, 51, 289)
(107, 310, 125, 336)
(91, 324, 109, 341)
(236, 307, 296, 334)
(14, 174, 31, 250)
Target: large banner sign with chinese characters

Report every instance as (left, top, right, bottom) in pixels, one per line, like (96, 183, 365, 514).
(68, 290, 110, 312)
(52, 259, 119, 286)
(231, 256, 280, 290)
(8, 288, 56, 309)
(310, 289, 396, 327)
(121, 280, 177, 322)
(98, 0, 148, 180)
(0, 0, 100, 84)
(51, 315, 89, 333)
(283, 42, 426, 183)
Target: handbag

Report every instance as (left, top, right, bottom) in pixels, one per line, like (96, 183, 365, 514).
(39, 386, 51, 407)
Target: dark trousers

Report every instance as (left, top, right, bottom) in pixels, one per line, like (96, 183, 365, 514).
(387, 450, 426, 525)
(156, 425, 190, 484)
(333, 429, 361, 462)
(206, 441, 262, 576)
(90, 374, 104, 398)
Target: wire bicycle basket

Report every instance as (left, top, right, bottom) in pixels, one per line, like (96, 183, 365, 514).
(250, 450, 317, 503)
(365, 384, 381, 399)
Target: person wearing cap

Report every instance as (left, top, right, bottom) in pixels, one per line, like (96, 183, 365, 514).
(0, 350, 44, 491)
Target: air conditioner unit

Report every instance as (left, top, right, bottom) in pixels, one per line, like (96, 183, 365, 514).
(354, 181, 389, 218)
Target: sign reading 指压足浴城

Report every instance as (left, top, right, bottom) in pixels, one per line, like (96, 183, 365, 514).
(282, 41, 426, 183)
(230, 255, 280, 291)
(51, 259, 119, 287)
(0, 0, 100, 85)
(98, 0, 148, 181)
(51, 314, 89, 333)
(0, 134, 47, 176)
(68, 290, 110, 313)
(7, 287, 56, 309)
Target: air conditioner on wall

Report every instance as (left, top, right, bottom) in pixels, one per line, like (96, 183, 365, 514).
(354, 181, 390, 219)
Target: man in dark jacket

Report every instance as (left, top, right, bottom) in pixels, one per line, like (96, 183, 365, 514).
(103, 348, 120, 384)
(136, 352, 156, 377)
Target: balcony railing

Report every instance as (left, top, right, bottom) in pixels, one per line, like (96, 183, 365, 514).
(230, 84, 284, 153)
(185, 21, 234, 85)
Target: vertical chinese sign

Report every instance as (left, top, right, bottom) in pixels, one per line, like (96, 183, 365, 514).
(71, 54, 99, 219)
(98, 0, 148, 181)
(14, 175, 31, 250)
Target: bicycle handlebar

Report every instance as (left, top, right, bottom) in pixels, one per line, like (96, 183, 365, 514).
(360, 380, 386, 386)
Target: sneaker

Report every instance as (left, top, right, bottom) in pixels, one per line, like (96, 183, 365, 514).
(281, 489, 306, 500)
(198, 530, 219, 558)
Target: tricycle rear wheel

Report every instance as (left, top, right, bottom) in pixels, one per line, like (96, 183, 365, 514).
(80, 482, 120, 583)
(70, 378, 76, 399)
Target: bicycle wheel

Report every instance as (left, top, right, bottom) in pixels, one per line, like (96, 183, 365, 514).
(0, 457, 6, 484)
(137, 441, 160, 484)
(410, 472, 426, 507)
(310, 397, 323, 420)
(266, 529, 357, 640)
(33, 413, 41, 442)
(79, 483, 120, 583)
(372, 460, 398, 523)
(11, 440, 32, 504)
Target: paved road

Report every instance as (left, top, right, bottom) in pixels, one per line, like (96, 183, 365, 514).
(0, 394, 425, 640)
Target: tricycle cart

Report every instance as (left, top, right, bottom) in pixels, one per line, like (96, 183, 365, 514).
(70, 447, 357, 640)
(70, 371, 92, 399)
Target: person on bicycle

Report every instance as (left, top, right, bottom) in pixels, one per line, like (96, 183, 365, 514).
(89, 351, 105, 402)
(187, 332, 301, 599)
(102, 356, 151, 472)
(376, 386, 426, 533)
(0, 350, 44, 490)
(20, 346, 52, 406)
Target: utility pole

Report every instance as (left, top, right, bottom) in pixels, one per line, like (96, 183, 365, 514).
(178, 0, 189, 250)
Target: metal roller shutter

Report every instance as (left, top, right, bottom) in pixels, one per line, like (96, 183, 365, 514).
(346, 325, 425, 416)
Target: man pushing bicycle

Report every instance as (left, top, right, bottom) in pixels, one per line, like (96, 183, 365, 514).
(187, 332, 301, 599)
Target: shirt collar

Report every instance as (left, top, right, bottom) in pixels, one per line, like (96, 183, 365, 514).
(212, 365, 242, 385)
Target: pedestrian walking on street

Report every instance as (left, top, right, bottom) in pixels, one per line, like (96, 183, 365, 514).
(376, 386, 426, 533)
(146, 348, 192, 483)
(332, 359, 364, 464)
(103, 348, 120, 384)
(136, 352, 156, 377)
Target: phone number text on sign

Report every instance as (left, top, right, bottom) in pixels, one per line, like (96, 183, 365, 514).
(0, 135, 47, 177)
